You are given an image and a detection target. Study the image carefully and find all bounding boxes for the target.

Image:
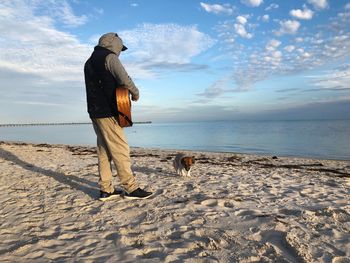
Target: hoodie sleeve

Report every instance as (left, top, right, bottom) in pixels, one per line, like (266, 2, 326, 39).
(105, 54, 139, 100)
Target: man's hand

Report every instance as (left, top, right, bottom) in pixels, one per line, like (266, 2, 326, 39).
(131, 93, 139, 102)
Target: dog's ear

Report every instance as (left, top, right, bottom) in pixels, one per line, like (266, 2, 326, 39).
(180, 157, 186, 166)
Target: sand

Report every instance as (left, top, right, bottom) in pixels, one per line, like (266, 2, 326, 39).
(0, 141, 349, 262)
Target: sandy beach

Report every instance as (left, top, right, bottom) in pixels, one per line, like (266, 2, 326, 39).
(0, 141, 349, 262)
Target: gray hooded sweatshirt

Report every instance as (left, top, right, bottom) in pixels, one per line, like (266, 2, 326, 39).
(97, 33, 139, 99)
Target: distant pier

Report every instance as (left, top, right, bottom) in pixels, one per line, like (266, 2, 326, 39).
(0, 121, 152, 127)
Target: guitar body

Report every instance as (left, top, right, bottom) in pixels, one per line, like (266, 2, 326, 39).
(115, 87, 133, 127)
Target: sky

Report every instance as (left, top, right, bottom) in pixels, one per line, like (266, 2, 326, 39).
(0, 0, 349, 123)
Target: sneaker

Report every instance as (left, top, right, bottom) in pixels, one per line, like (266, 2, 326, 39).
(99, 188, 123, 201)
(124, 188, 153, 200)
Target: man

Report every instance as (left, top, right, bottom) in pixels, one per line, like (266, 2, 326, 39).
(84, 32, 153, 201)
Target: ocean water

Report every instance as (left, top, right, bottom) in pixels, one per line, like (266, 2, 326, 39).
(1, 120, 350, 160)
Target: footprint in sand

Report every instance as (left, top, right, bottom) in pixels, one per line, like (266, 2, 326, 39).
(218, 199, 235, 208)
(201, 199, 218, 207)
(260, 230, 304, 263)
(38, 227, 59, 239)
(332, 256, 350, 263)
(24, 251, 45, 260)
(331, 209, 350, 223)
(57, 233, 76, 240)
(40, 240, 66, 249)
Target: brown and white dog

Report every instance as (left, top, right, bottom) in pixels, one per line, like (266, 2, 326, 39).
(173, 153, 195, 177)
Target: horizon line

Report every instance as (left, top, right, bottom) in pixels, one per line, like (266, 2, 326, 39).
(0, 121, 152, 127)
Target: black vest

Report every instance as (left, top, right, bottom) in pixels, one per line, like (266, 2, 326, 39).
(84, 46, 118, 118)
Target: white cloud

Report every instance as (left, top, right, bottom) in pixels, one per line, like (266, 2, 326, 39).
(290, 8, 314, 20)
(234, 24, 253, 39)
(277, 20, 301, 35)
(297, 48, 312, 58)
(197, 77, 234, 99)
(200, 2, 234, 15)
(131, 3, 139, 7)
(123, 62, 157, 79)
(0, 1, 90, 123)
(302, 52, 311, 58)
(233, 15, 253, 39)
(0, 0, 90, 82)
(284, 45, 295, 52)
(345, 3, 350, 10)
(265, 3, 279, 11)
(264, 40, 283, 67)
(216, 1, 350, 92)
(266, 39, 281, 51)
(262, 14, 269, 22)
(241, 0, 263, 7)
(0, 1, 178, 124)
(333, 35, 349, 43)
(55, 1, 88, 27)
(272, 50, 282, 58)
(25, 0, 88, 28)
(308, 0, 328, 10)
(236, 15, 248, 25)
(120, 23, 215, 65)
(310, 65, 350, 90)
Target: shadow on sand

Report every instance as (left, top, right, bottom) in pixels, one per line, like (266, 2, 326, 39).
(0, 148, 98, 199)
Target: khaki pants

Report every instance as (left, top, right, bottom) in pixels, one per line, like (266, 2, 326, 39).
(92, 117, 138, 193)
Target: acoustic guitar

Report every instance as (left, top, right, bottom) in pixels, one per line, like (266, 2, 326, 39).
(115, 87, 133, 127)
